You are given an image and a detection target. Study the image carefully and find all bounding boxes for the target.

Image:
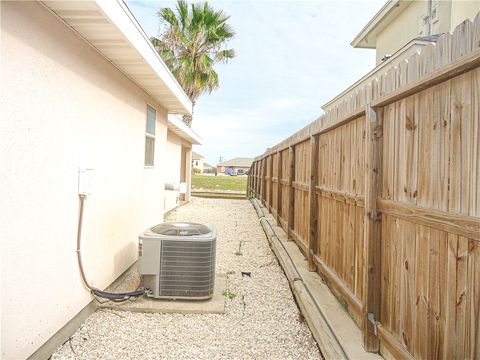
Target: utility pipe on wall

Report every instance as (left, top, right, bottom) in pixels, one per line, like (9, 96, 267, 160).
(75, 193, 145, 300)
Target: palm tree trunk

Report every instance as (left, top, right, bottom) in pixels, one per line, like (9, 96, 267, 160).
(182, 114, 192, 127)
(182, 100, 195, 127)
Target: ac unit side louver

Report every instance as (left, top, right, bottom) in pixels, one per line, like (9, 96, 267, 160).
(138, 222, 216, 300)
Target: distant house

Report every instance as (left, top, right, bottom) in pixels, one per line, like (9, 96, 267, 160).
(192, 151, 204, 173)
(351, 0, 480, 65)
(217, 157, 253, 175)
(203, 163, 215, 174)
(323, 0, 480, 114)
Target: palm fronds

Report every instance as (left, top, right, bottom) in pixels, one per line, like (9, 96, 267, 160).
(152, 0, 235, 125)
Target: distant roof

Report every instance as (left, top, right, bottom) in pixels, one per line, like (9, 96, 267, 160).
(218, 157, 253, 167)
(204, 163, 214, 168)
(192, 151, 204, 160)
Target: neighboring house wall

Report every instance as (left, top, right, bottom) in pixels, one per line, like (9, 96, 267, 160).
(203, 164, 215, 173)
(182, 147, 192, 202)
(192, 158, 204, 173)
(375, 2, 424, 63)
(191, 152, 204, 173)
(0, 2, 173, 358)
(375, 1, 478, 64)
(451, 1, 480, 29)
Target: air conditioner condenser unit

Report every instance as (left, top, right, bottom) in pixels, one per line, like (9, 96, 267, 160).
(138, 222, 216, 300)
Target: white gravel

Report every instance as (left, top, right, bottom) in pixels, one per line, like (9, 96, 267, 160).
(52, 198, 322, 360)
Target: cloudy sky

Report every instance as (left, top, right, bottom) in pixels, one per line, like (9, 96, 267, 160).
(126, 0, 385, 166)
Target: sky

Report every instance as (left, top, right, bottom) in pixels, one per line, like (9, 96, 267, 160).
(126, 0, 386, 166)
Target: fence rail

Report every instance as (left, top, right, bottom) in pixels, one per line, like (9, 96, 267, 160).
(248, 14, 480, 360)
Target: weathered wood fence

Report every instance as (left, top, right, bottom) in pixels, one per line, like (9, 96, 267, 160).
(248, 16, 480, 360)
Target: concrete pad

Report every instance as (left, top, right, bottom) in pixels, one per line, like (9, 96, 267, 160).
(100, 272, 226, 315)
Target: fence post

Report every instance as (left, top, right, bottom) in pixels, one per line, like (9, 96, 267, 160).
(259, 159, 263, 202)
(251, 162, 255, 197)
(276, 151, 282, 225)
(307, 135, 319, 272)
(268, 155, 274, 211)
(251, 163, 255, 197)
(247, 165, 251, 197)
(257, 161, 260, 199)
(254, 161, 259, 197)
(287, 146, 295, 240)
(257, 161, 260, 197)
(363, 104, 383, 352)
(262, 158, 267, 206)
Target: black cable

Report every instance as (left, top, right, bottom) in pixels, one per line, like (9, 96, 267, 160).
(92, 288, 145, 300)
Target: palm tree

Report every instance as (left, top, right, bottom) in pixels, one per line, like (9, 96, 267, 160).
(151, 0, 235, 127)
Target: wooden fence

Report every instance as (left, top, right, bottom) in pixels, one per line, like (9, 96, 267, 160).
(248, 15, 480, 360)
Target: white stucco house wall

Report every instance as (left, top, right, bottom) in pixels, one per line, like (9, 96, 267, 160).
(164, 116, 201, 212)
(192, 151, 205, 173)
(0, 1, 201, 359)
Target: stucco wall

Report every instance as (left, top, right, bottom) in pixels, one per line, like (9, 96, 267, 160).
(375, 1, 430, 64)
(165, 132, 184, 187)
(375, 1, 479, 65)
(164, 131, 188, 213)
(0, 2, 173, 358)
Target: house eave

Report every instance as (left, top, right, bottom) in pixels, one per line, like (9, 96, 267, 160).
(350, 0, 407, 49)
(40, 0, 192, 115)
(167, 116, 202, 145)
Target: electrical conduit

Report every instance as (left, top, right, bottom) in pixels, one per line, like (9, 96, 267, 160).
(76, 194, 145, 301)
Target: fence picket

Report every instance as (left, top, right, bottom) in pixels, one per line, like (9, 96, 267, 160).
(248, 13, 480, 358)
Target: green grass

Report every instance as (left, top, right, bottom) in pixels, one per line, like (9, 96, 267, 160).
(192, 174, 247, 192)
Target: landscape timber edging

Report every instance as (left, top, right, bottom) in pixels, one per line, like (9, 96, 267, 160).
(250, 198, 347, 360)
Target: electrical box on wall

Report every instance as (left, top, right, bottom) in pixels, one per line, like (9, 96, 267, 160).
(78, 168, 95, 196)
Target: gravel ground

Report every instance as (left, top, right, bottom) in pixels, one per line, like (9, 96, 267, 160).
(52, 198, 322, 360)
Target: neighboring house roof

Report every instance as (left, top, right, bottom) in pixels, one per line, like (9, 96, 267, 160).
(351, 0, 410, 49)
(203, 163, 214, 168)
(192, 151, 204, 160)
(40, 0, 192, 115)
(218, 157, 253, 167)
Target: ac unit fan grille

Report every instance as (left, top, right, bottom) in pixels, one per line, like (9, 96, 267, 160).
(159, 239, 216, 297)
